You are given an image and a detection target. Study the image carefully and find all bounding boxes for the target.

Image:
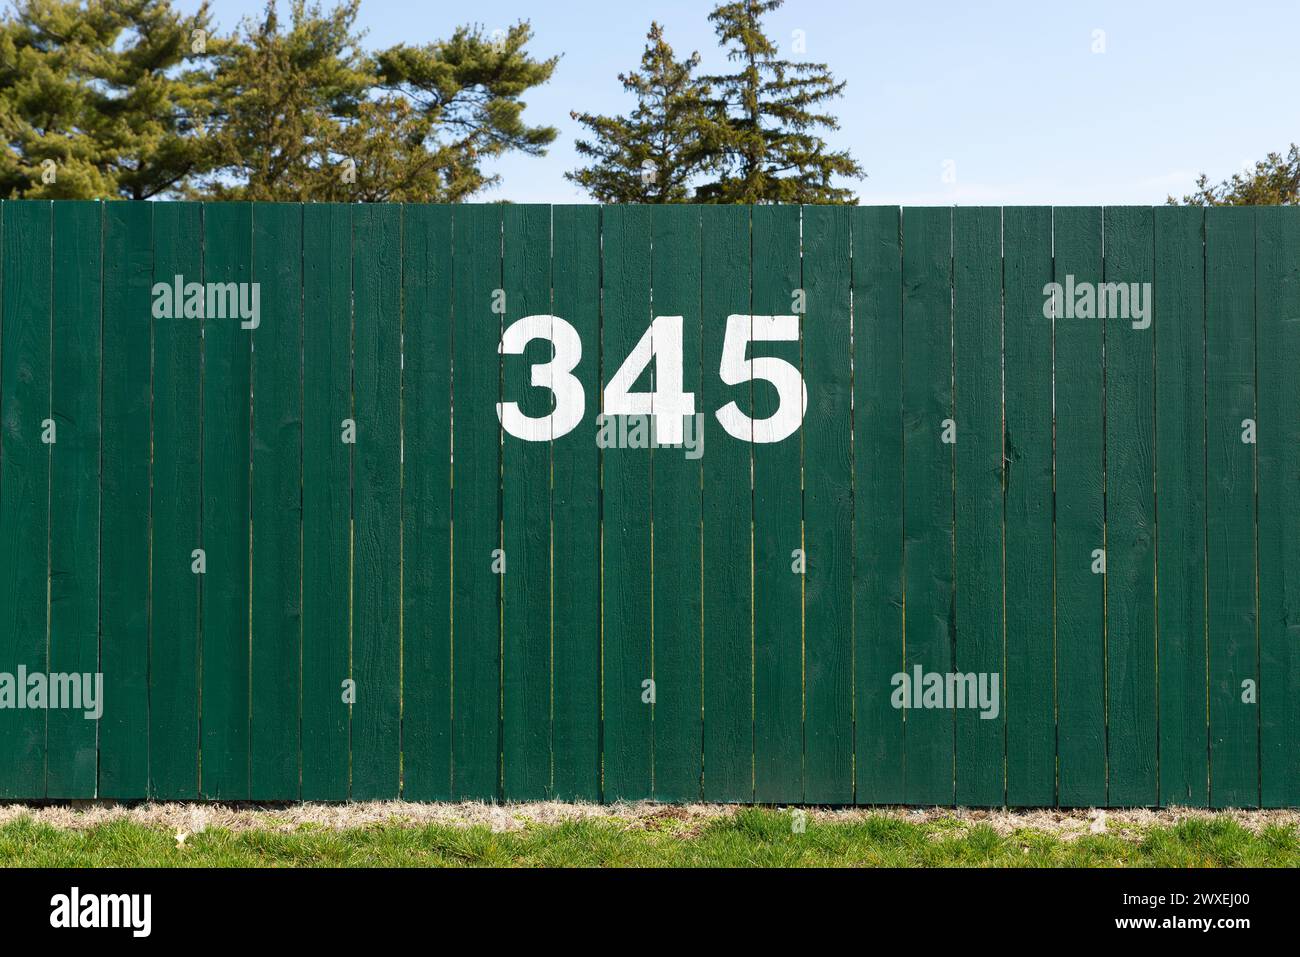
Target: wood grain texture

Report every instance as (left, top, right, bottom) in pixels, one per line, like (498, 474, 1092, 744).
(650, 204, 703, 802)
(550, 205, 601, 800)
(200, 201, 251, 800)
(147, 202, 201, 799)
(1204, 207, 1258, 809)
(751, 204, 803, 804)
(801, 204, 853, 803)
(952, 206, 1004, 807)
(600, 204, 653, 801)
(1103, 206, 1157, 806)
(250, 203, 304, 799)
(47, 202, 102, 799)
(450, 204, 503, 801)
(1257, 205, 1300, 808)
(1053, 206, 1105, 807)
(1258, 204, 1300, 806)
(100, 201, 152, 799)
(701, 205, 753, 802)
(300, 204, 352, 800)
(853, 206, 905, 805)
(1003, 207, 1055, 806)
(900, 206, 955, 806)
(1153, 205, 1209, 808)
(501, 204, 553, 799)
(350, 204, 402, 799)
(0, 201, 52, 798)
(401, 204, 453, 801)
(15, 201, 1300, 808)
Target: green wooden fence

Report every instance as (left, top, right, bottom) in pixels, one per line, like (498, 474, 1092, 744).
(0, 200, 1296, 807)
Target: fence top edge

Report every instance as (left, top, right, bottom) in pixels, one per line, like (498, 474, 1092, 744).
(5, 200, 1295, 212)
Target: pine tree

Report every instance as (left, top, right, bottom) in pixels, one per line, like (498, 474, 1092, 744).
(316, 95, 442, 202)
(566, 22, 712, 203)
(204, 9, 558, 202)
(199, 0, 373, 201)
(0, 0, 218, 199)
(372, 21, 559, 201)
(1171, 145, 1300, 206)
(697, 0, 862, 204)
(0, 1, 557, 202)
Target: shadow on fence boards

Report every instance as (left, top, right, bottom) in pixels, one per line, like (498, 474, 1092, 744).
(0, 200, 1297, 807)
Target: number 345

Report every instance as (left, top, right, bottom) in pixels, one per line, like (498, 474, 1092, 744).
(497, 314, 807, 445)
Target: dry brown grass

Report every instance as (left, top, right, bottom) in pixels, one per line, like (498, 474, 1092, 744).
(3, 800, 1298, 839)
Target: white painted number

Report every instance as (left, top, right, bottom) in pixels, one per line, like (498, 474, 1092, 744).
(497, 314, 585, 441)
(602, 315, 697, 444)
(496, 314, 806, 445)
(715, 314, 806, 444)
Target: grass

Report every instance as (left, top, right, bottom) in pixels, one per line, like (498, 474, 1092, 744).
(1, 808, 1297, 867)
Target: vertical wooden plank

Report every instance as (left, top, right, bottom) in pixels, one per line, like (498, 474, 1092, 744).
(48, 202, 101, 799)
(250, 203, 303, 799)
(651, 204, 703, 802)
(0, 201, 51, 798)
(451, 204, 503, 801)
(701, 205, 753, 802)
(1205, 206, 1258, 809)
(601, 204, 653, 801)
(148, 202, 202, 799)
(853, 206, 905, 805)
(901, 206, 954, 806)
(952, 206, 1004, 807)
(1104, 206, 1157, 806)
(550, 205, 601, 801)
(802, 204, 852, 803)
(300, 204, 352, 800)
(751, 204, 802, 804)
(501, 204, 553, 800)
(1153, 205, 1208, 808)
(99, 201, 151, 799)
(200, 201, 251, 799)
(1053, 206, 1105, 807)
(401, 204, 453, 801)
(1004, 206, 1055, 806)
(350, 203, 401, 799)
(1257, 205, 1300, 808)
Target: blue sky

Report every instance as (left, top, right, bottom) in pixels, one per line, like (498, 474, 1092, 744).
(178, 0, 1300, 204)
